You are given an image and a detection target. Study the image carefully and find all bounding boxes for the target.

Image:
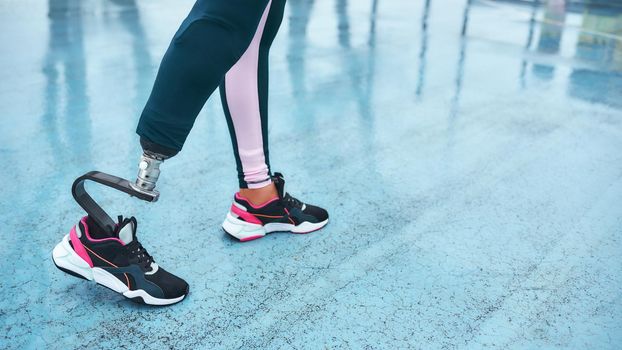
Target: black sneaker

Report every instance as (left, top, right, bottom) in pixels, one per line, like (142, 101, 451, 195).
(222, 172, 329, 241)
(52, 216, 189, 305)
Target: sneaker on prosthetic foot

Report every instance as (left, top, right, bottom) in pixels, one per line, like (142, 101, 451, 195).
(52, 216, 189, 306)
(222, 172, 329, 242)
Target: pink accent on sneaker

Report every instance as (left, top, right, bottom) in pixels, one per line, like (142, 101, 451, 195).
(240, 235, 264, 242)
(70, 225, 94, 267)
(79, 217, 125, 245)
(230, 204, 263, 225)
(235, 192, 279, 209)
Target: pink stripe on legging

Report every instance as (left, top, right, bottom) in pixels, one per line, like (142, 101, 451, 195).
(224, 0, 272, 189)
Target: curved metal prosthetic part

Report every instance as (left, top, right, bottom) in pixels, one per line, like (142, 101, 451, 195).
(71, 171, 159, 235)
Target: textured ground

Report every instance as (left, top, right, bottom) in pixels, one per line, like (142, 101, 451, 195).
(1, 0, 621, 348)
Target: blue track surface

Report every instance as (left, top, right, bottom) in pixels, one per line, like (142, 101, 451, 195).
(1, 0, 621, 348)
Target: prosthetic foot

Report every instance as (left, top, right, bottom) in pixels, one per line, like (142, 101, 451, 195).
(52, 141, 188, 305)
(72, 140, 175, 234)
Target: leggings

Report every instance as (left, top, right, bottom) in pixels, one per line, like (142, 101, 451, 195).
(136, 0, 285, 189)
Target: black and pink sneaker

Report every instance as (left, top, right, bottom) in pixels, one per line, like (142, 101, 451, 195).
(222, 172, 329, 241)
(52, 216, 189, 306)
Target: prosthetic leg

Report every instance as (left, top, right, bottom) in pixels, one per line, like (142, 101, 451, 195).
(72, 146, 170, 235)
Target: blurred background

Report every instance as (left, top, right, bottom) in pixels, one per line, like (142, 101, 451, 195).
(0, 0, 621, 348)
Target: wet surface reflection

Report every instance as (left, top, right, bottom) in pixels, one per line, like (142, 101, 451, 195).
(1, 0, 621, 348)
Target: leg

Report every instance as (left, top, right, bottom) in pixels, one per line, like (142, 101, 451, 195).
(137, 0, 270, 152)
(131, 0, 271, 195)
(55, 0, 280, 306)
(219, 0, 286, 204)
(215, 1, 330, 241)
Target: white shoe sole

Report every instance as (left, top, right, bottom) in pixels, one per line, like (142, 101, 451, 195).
(221, 212, 328, 242)
(52, 234, 186, 306)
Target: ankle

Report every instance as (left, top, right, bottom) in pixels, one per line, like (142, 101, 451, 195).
(239, 183, 278, 206)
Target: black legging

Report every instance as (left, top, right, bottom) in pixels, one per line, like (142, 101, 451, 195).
(136, 0, 285, 188)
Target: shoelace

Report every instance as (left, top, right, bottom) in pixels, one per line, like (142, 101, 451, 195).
(125, 240, 154, 270)
(283, 193, 303, 209)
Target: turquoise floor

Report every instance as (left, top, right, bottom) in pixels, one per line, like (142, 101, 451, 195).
(1, 0, 621, 348)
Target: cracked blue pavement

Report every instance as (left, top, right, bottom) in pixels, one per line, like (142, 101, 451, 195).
(1, 0, 621, 349)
